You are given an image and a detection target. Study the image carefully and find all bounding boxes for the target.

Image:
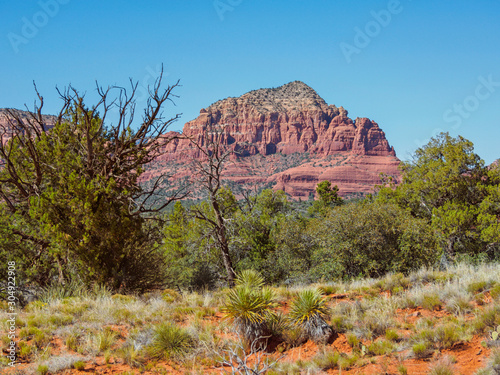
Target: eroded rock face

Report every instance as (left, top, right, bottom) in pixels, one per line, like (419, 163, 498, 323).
(147, 81, 401, 198)
(1, 82, 401, 199)
(0, 108, 55, 145)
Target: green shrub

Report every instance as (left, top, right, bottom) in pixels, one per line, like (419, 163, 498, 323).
(421, 294, 442, 311)
(37, 364, 49, 375)
(434, 324, 461, 349)
(147, 323, 195, 360)
(65, 331, 80, 351)
(98, 328, 118, 351)
(312, 349, 340, 370)
(119, 344, 144, 367)
(111, 294, 137, 303)
(338, 353, 359, 370)
(385, 329, 399, 341)
(49, 314, 73, 326)
(330, 315, 352, 333)
(72, 360, 86, 370)
(490, 284, 500, 300)
(346, 333, 359, 348)
(317, 284, 338, 295)
(445, 296, 473, 315)
(282, 326, 306, 347)
(467, 281, 488, 294)
(18, 341, 33, 358)
(367, 340, 394, 356)
(412, 342, 430, 358)
(162, 289, 181, 304)
(475, 304, 500, 332)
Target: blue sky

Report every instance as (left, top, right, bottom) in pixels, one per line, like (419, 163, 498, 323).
(1, 0, 499, 163)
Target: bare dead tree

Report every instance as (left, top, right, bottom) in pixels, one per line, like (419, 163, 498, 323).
(210, 332, 283, 375)
(188, 127, 237, 287)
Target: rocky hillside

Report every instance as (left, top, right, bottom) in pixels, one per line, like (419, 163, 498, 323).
(143, 81, 401, 198)
(0, 108, 55, 144)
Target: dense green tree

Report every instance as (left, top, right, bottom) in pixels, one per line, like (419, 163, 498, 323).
(0, 75, 185, 290)
(310, 201, 437, 279)
(308, 180, 343, 216)
(377, 133, 500, 258)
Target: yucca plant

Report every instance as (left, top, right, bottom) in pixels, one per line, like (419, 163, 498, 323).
(236, 269, 265, 289)
(289, 289, 333, 343)
(222, 270, 277, 347)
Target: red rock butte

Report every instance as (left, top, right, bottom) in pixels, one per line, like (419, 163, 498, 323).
(143, 81, 401, 199)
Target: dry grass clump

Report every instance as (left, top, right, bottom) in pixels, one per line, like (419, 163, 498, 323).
(428, 356, 456, 375)
(146, 322, 197, 361)
(4, 261, 500, 374)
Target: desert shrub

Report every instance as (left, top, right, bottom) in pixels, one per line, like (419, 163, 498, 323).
(37, 365, 49, 375)
(65, 331, 80, 351)
(39, 279, 87, 303)
(111, 294, 137, 303)
(367, 340, 394, 356)
(346, 333, 359, 348)
(467, 281, 488, 294)
(434, 323, 461, 349)
(72, 360, 86, 370)
(445, 295, 473, 315)
(412, 342, 431, 358)
(49, 314, 73, 326)
(475, 304, 500, 332)
(97, 328, 118, 351)
(317, 284, 339, 295)
(119, 344, 145, 367)
(375, 272, 410, 293)
(361, 309, 395, 338)
(288, 289, 333, 343)
(330, 315, 352, 333)
(312, 349, 340, 370)
(282, 326, 307, 347)
(338, 353, 359, 370)
(162, 289, 181, 304)
(428, 356, 455, 375)
(491, 284, 500, 300)
(310, 201, 437, 280)
(421, 293, 442, 311)
(147, 323, 195, 360)
(385, 329, 399, 341)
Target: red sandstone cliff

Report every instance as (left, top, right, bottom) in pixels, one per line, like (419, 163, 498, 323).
(145, 81, 401, 198)
(0, 108, 55, 145)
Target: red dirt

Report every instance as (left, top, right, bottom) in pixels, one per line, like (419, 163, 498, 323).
(2, 291, 496, 375)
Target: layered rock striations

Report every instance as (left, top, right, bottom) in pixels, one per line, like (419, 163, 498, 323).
(1, 83, 401, 198)
(145, 81, 401, 198)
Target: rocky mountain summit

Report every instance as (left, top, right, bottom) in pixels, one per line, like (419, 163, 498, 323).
(144, 81, 401, 198)
(0, 83, 401, 198)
